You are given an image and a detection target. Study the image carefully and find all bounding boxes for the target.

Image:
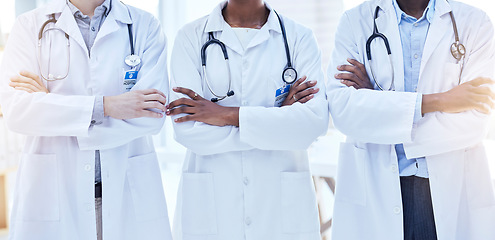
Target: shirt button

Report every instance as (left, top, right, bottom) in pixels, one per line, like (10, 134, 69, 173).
(85, 164, 92, 171)
(243, 177, 249, 185)
(393, 206, 401, 214)
(245, 217, 252, 226)
(414, 54, 419, 59)
(414, 23, 418, 27)
(91, 26, 96, 31)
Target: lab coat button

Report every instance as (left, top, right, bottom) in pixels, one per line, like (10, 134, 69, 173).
(393, 206, 401, 214)
(391, 165, 398, 173)
(245, 217, 252, 226)
(242, 101, 248, 106)
(84, 164, 92, 171)
(243, 177, 249, 185)
(86, 203, 92, 212)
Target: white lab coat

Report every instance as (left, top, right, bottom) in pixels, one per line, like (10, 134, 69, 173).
(170, 2, 329, 240)
(0, 1, 172, 239)
(327, 0, 495, 239)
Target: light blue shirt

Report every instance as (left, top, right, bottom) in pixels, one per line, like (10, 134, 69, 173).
(393, 0, 435, 178)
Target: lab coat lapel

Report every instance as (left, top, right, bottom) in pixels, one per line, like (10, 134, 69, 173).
(375, 2, 405, 91)
(419, 1, 452, 79)
(94, 1, 133, 48)
(246, 10, 282, 50)
(218, 23, 244, 55)
(54, 5, 89, 56)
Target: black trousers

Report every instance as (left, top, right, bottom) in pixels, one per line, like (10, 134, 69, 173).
(400, 176, 438, 240)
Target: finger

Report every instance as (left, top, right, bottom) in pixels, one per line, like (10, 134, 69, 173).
(166, 106, 195, 116)
(473, 86, 495, 100)
(144, 93, 167, 105)
(294, 80, 317, 93)
(468, 77, 495, 87)
(167, 98, 196, 109)
(19, 71, 44, 88)
(292, 76, 307, 88)
(139, 110, 163, 118)
(335, 73, 362, 86)
(294, 87, 319, 101)
(9, 82, 40, 92)
(474, 102, 491, 115)
(173, 87, 202, 100)
(11, 75, 44, 90)
(474, 94, 495, 109)
(143, 101, 166, 112)
(140, 88, 166, 98)
(174, 114, 195, 123)
(12, 86, 34, 93)
(347, 58, 367, 77)
(341, 80, 359, 89)
(297, 94, 315, 104)
(338, 63, 368, 86)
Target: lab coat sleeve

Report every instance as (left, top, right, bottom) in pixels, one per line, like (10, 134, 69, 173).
(238, 27, 329, 150)
(170, 27, 255, 155)
(76, 16, 167, 150)
(403, 13, 495, 158)
(326, 12, 418, 144)
(0, 14, 95, 137)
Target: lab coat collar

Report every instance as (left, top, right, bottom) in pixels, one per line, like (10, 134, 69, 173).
(377, 0, 451, 18)
(204, 1, 282, 34)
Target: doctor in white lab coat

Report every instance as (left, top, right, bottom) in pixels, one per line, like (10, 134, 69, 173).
(166, 1, 329, 239)
(327, 0, 495, 239)
(0, 0, 172, 239)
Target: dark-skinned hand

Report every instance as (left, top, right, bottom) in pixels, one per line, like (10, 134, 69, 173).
(166, 87, 239, 127)
(335, 58, 374, 89)
(281, 76, 319, 106)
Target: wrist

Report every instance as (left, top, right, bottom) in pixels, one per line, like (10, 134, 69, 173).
(224, 107, 240, 127)
(422, 93, 444, 114)
(103, 96, 113, 117)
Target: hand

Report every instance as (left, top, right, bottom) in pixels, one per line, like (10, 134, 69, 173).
(335, 58, 373, 89)
(423, 77, 495, 115)
(166, 87, 239, 127)
(281, 76, 319, 106)
(104, 89, 166, 119)
(9, 71, 49, 93)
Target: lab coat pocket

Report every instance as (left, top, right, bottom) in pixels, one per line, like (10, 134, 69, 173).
(18, 153, 59, 221)
(443, 62, 462, 87)
(281, 171, 319, 233)
(334, 142, 367, 206)
(127, 152, 168, 222)
(181, 172, 218, 235)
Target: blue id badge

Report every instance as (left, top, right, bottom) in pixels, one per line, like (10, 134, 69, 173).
(274, 84, 291, 107)
(123, 70, 138, 92)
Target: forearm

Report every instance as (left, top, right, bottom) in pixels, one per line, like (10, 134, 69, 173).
(421, 93, 443, 115)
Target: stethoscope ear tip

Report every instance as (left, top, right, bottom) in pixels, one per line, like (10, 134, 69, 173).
(227, 91, 235, 97)
(211, 98, 219, 102)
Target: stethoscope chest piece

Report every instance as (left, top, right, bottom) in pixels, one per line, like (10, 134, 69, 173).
(451, 42, 466, 61)
(283, 67, 297, 84)
(125, 54, 141, 68)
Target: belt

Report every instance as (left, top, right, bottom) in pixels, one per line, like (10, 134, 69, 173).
(95, 182, 102, 198)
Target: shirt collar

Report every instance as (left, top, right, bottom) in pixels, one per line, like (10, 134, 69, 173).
(204, 1, 282, 34)
(393, 0, 435, 24)
(67, 0, 111, 19)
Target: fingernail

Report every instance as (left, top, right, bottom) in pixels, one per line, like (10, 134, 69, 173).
(309, 80, 316, 84)
(335, 74, 339, 78)
(340, 80, 345, 83)
(314, 88, 320, 91)
(174, 118, 179, 122)
(165, 110, 170, 115)
(173, 87, 178, 91)
(337, 65, 343, 70)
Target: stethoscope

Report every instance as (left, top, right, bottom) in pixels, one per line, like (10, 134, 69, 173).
(200, 10, 297, 102)
(366, 6, 465, 91)
(37, 5, 140, 81)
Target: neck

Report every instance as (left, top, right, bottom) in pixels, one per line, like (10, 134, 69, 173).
(69, 0, 105, 17)
(223, 0, 268, 29)
(396, 0, 430, 19)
